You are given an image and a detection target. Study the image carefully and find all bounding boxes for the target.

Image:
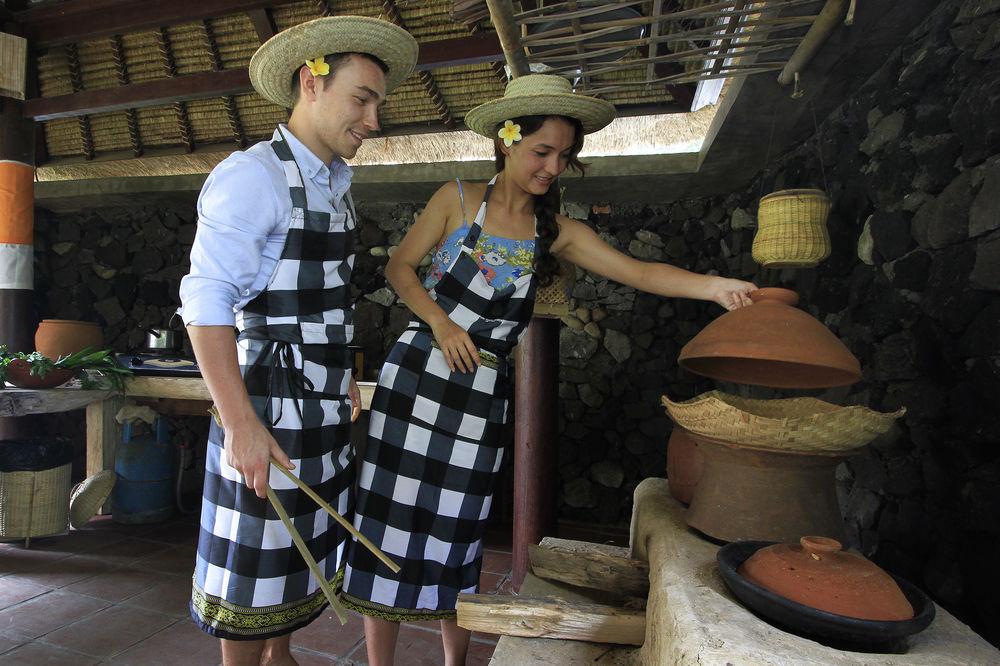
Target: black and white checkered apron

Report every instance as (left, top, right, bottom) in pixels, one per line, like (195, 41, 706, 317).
(191, 127, 357, 640)
(341, 176, 537, 620)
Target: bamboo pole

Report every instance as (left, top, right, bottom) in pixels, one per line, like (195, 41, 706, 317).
(269, 459, 401, 574)
(486, 0, 530, 77)
(778, 0, 847, 85)
(265, 486, 349, 625)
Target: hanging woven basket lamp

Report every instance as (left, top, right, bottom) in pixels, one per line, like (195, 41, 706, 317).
(752, 189, 832, 268)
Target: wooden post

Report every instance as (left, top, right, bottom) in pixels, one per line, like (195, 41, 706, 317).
(512, 317, 559, 590)
(0, 34, 38, 439)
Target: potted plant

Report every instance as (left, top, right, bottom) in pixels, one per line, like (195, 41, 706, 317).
(0, 345, 132, 391)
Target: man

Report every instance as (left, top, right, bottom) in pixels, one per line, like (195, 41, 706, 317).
(178, 16, 417, 665)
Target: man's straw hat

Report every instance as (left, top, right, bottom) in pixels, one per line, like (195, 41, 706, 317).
(464, 74, 616, 137)
(249, 16, 418, 108)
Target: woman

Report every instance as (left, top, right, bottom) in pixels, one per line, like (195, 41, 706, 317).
(341, 74, 756, 664)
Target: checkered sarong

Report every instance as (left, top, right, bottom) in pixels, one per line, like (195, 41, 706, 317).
(341, 176, 537, 620)
(190, 128, 357, 640)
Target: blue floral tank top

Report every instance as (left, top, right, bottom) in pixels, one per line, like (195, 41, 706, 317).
(423, 180, 536, 290)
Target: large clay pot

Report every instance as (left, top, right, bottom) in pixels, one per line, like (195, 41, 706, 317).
(678, 288, 860, 389)
(35, 320, 103, 360)
(666, 428, 702, 505)
(685, 432, 848, 544)
(739, 536, 914, 621)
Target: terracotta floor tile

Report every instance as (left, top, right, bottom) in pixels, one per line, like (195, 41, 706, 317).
(0, 641, 100, 665)
(119, 573, 193, 617)
(132, 519, 200, 546)
(0, 630, 28, 656)
(106, 619, 220, 666)
(131, 544, 197, 576)
(348, 623, 443, 665)
(27, 529, 127, 556)
(479, 572, 505, 594)
(467, 637, 498, 665)
(0, 579, 50, 612)
(62, 564, 166, 603)
(11, 555, 116, 590)
(0, 590, 110, 639)
(481, 549, 512, 576)
(40, 604, 176, 658)
(294, 609, 365, 657)
(84, 537, 176, 565)
(288, 647, 340, 665)
(0, 544, 72, 576)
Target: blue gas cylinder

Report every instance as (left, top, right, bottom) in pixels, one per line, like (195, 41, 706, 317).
(113, 417, 176, 524)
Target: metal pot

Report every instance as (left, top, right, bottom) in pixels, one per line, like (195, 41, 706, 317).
(145, 328, 182, 351)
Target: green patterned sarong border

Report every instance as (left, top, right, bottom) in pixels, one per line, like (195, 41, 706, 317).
(192, 570, 345, 638)
(338, 590, 457, 622)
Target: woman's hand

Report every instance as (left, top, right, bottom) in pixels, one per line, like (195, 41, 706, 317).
(709, 276, 757, 311)
(224, 419, 295, 499)
(430, 317, 481, 373)
(349, 376, 362, 422)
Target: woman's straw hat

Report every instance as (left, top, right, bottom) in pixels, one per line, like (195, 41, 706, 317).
(249, 16, 418, 108)
(464, 74, 616, 137)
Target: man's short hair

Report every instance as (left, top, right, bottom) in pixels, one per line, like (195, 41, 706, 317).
(289, 52, 390, 106)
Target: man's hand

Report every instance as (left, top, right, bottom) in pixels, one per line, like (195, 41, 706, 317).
(349, 376, 362, 423)
(224, 419, 295, 499)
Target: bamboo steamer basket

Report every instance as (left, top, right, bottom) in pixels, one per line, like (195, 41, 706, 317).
(753, 189, 831, 268)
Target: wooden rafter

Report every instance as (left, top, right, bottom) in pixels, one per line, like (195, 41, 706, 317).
(17, 0, 304, 48)
(202, 19, 246, 148)
(23, 34, 504, 122)
(382, 0, 456, 130)
(246, 8, 276, 42)
(156, 27, 194, 153)
(63, 43, 94, 160)
(110, 34, 143, 157)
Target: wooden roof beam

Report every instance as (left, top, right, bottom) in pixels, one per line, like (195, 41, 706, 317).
(23, 33, 505, 121)
(17, 0, 303, 48)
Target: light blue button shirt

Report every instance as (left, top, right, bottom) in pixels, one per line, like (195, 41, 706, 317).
(179, 125, 354, 326)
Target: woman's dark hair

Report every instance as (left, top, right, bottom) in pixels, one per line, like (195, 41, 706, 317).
(494, 115, 586, 287)
(289, 52, 390, 106)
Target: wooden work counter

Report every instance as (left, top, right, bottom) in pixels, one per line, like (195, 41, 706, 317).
(1, 377, 375, 480)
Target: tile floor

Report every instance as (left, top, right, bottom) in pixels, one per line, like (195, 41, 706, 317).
(0, 513, 627, 665)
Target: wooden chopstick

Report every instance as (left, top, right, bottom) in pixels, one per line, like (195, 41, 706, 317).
(266, 486, 349, 625)
(270, 458, 402, 574)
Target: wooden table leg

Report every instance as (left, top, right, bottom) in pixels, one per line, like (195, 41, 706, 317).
(512, 317, 559, 590)
(86, 395, 124, 514)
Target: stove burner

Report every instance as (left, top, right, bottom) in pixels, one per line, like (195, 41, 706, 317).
(117, 353, 201, 377)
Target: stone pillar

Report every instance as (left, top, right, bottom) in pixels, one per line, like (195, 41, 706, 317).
(0, 89, 38, 439)
(511, 316, 559, 589)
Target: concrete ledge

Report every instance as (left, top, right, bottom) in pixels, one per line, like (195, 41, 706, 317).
(629, 478, 1000, 665)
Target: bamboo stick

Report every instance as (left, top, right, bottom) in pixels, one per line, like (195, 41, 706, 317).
(269, 459, 401, 574)
(266, 486, 349, 625)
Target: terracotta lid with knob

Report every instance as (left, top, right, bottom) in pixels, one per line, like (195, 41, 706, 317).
(738, 536, 915, 621)
(678, 287, 861, 389)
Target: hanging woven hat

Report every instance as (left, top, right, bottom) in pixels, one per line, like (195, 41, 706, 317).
(249, 16, 418, 109)
(465, 74, 616, 137)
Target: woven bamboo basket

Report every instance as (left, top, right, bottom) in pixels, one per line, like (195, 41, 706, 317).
(753, 189, 832, 268)
(661, 390, 904, 454)
(533, 260, 575, 319)
(0, 463, 71, 542)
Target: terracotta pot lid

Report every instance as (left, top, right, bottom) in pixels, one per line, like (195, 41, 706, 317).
(738, 536, 915, 621)
(678, 287, 861, 388)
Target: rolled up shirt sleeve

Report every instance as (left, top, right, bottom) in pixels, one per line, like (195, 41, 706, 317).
(179, 153, 281, 327)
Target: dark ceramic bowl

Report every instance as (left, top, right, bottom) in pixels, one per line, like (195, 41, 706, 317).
(4, 360, 75, 389)
(717, 540, 935, 651)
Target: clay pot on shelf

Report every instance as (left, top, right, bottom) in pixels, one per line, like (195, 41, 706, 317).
(4, 360, 75, 389)
(739, 536, 914, 621)
(666, 428, 702, 505)
(678, 288, 860, 389)
(35, 320, 103, 360)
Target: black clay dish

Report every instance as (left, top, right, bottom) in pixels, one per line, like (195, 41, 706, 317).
(717, 541, 935, 652)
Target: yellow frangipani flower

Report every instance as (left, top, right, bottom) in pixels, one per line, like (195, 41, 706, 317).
(305, 56, 330, 77)
(497, 120, 522, 147)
